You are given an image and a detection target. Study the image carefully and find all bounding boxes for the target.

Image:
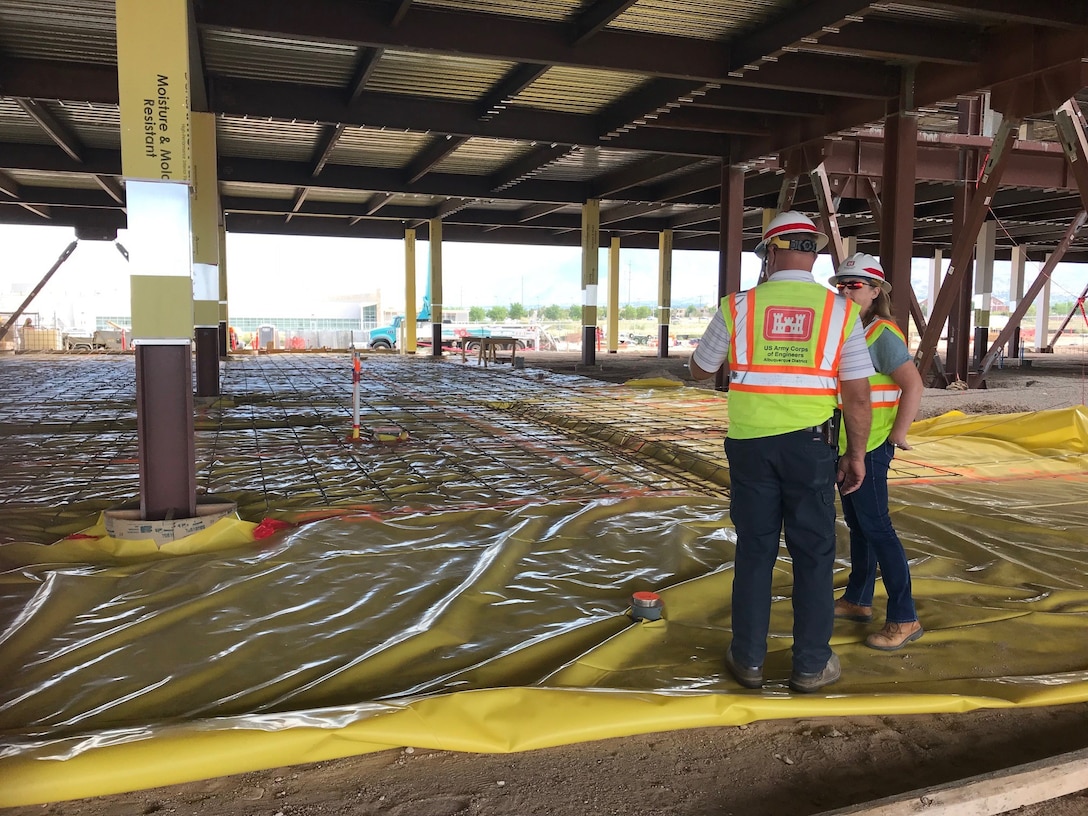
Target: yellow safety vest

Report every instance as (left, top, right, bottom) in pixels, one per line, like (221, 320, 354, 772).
(837, 318, 904, 455)
(723, 281, 860, 439)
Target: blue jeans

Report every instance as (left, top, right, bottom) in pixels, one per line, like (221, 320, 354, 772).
(839, 440, 918, 623)
(725, 431, 837, 674)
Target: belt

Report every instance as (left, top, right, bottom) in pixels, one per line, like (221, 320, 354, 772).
(801, 420, 832, 433)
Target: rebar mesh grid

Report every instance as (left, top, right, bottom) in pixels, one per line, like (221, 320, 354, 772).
(0, 353, 733, 542)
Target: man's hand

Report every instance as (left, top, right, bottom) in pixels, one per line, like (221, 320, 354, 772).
(838, 377, 870, 494)
(837, 452, 865, 495)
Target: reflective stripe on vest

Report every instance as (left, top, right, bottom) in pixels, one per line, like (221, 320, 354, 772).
(837, 318, 904, 454)
(728, 286, 851, 397)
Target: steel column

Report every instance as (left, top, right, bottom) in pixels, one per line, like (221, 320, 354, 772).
(879, 112, 917, 337)
(716, 162, 744, 391)
(580, 199, 600, 366)
(429, 218, 443, 357)
(915, 114, 1020, 378)
(136, 343, 196, 520)
(607, 236, 620, 353)
(656, 229, 673, 359)
(1007, 245, 1027, 357)
(975, 211, 1086, 384)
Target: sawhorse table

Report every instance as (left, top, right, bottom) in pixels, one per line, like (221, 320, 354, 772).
(473, 336, 519, 367)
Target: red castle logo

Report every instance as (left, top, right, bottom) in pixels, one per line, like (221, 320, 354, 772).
(763, 307, 815, 341)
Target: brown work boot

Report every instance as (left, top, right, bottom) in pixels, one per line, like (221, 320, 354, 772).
(834, 598, 872, 623)
(865, 620, 924, 651)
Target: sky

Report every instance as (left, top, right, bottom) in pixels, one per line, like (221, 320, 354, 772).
(3, 224, 1087, 330)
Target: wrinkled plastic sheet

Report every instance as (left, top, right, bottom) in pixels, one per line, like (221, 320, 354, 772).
(1, 356, 1087, 805)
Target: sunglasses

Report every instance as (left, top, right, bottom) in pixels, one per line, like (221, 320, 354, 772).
(835, 280, 875, 291)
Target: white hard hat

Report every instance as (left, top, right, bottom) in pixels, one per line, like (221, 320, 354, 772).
(755, 211, 829, 259)
(830, 252, 892, 293)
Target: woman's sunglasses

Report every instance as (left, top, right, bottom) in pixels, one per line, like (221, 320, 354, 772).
(835, 280, 874, 291)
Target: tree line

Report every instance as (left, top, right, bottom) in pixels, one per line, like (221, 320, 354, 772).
(467, 304, 708, 322)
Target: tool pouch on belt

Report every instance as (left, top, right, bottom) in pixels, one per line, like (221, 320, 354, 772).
(823, 408, 842, 448)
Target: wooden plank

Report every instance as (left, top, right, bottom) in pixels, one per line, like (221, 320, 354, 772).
(814, 746, 1088, 816)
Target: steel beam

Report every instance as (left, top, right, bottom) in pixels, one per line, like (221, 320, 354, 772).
(915, 115, 1020, 377)
(809, 161, 846, 267)
(0, 240, 77, 343)
(1054, 98, 1088, 214)
(406, 135, 468, 184)
(728, 0, 871, 71)
(1046, 278, 1088, 352)
(570, 0, 639, 45)
(14, 98, 84, 162)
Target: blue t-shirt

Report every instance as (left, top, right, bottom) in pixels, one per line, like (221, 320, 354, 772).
(869, 326, 911, 376)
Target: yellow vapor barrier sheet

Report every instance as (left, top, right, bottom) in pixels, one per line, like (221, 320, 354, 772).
(2, 406, 1088, 805)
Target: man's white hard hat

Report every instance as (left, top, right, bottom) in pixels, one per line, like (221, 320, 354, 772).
(754, 210, 829, 259)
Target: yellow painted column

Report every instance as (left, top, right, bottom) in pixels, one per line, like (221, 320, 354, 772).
(657, 229, 673, 357)
(218, 224, 229, 356)
(404, 228, 417, 353)
(429, 218, 443, 356)
(580, 199, 600, 365)
(117, 0, 196, 520)
(191, 111, 220, 395)
(607, 236, 620, 353)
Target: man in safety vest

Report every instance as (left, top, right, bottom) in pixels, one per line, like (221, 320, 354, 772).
(690, 211, 874, 693)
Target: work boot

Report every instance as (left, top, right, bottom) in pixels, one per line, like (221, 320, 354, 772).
(865, 620, 923, 651)
(724, 646, 763, 689)
(834, 598, 872, 623)
(789, 653, 841, 693)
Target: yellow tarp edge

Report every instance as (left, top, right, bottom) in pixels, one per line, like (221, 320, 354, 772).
(8, 683, 1088, 808)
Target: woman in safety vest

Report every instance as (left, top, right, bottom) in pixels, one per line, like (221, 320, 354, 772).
(829, 253, 924, 651)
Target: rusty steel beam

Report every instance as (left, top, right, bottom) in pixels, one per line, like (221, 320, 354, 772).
(0, 240, 77, 343)
(1046, 278, 1088, 352)
(974, 210, 1087, 384)
(14, 98, 84, 162)
(570, 0, 639, 45)
(716, 162, 744, 393)
(406, 135, 468, 184)
(1054, 98, 1088, 214)
(915, 115, 1020, 377)
(810, 162, 846, 267)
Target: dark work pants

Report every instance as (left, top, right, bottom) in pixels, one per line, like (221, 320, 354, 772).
(725, 430, 837, 674)
(840, 440, 918, 623)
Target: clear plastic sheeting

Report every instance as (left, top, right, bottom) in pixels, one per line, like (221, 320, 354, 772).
(0, 354, 1086, 806)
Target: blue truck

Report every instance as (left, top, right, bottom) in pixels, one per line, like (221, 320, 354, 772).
(363, 293, 540, 352)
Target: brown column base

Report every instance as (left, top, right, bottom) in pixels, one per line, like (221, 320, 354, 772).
(658, 325, 670, 358)
(581, 326, 596, 366)
(136, 343, 196, 520)
(195, 327, 220, 397)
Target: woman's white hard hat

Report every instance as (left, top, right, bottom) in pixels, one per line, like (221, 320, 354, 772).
(830, 252, 892, 293)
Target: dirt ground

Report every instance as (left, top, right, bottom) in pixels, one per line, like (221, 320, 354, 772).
(7, 348, 1088, 816)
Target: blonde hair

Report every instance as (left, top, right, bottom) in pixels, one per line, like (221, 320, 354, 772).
(866, 287, 895, 324)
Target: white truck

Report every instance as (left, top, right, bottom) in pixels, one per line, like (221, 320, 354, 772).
(65, 329, 125, 351)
